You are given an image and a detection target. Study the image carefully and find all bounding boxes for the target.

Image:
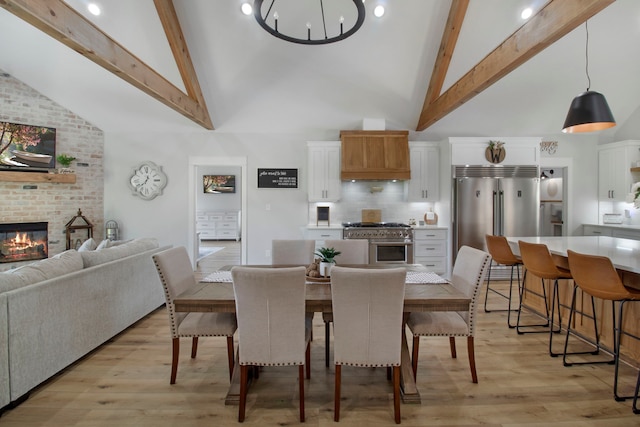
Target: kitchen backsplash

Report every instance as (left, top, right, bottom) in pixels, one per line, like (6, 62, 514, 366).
(308, 181, 441, 225)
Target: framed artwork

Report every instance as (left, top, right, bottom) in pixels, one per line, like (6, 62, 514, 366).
(203, 175, 236, 193)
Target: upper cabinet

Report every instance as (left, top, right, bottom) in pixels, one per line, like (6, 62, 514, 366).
(340, 130, 410, 181)
(598, 140, 640, 202)
(408, 142, 439, 202)
(307, 141, 341, 202)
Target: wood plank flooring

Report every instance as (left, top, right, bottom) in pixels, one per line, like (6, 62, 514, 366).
(2, 241, 639, 425)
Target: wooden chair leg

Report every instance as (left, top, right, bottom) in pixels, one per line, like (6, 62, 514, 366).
(226, 336, 235, 382)
(170, 337, 179, 384)
(412, 336, 420, 379)
(393, 366, 401, 424)
(239, 365, 248, 422)
(449, 336, 457, 359)
(467, 336, 477, 383)
(191, 337, 198, 358)
(299, 365, 305, 422)
(334, 364, 341, 422)
(305, 341, 311, 379)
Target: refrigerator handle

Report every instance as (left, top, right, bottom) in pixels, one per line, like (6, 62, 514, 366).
(498, 190, 505, 235)
(493, 190, 499, 235)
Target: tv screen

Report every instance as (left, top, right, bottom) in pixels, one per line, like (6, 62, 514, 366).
(0, 121, 56, 171)
(203, 175, 236, 193)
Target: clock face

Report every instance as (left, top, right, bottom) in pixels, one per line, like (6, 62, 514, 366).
(129, 161, 167, 200)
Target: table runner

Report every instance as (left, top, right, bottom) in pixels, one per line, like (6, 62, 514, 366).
(201, 270, 447, 284)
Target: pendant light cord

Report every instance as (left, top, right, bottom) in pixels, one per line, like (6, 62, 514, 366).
(585, 21, 591, 92)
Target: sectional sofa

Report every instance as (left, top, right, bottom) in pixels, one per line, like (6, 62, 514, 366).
(0, 237, 169, 410)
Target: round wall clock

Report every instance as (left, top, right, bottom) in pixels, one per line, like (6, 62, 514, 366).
(129, 161, 168, 200)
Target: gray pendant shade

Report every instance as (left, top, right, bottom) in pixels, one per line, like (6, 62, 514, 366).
(562, 90, 616, 133)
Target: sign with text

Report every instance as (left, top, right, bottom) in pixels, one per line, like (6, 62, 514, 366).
(257, 168, 298, 188)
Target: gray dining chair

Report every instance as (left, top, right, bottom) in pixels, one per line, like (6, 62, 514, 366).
(152, 246, 237, 384)
(231, 266, 311, 423)
(330, 266, 406, 424)
(322, 239, 369, 367)
(271, 239, 315, 265)
(407, 245, 491, 383)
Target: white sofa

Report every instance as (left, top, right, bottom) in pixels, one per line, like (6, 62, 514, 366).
(0, 238, 169, 410)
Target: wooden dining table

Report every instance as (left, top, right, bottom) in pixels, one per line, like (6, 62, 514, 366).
(172, 264, 470, 405)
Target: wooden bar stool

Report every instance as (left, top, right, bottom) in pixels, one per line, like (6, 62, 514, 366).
(517, 241, 571, 357)
(484, 235, 522, 327)
(566, 250, 640, 402)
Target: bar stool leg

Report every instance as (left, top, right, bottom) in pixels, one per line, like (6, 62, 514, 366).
(549, 279, 564, 357)
(633, 369, 640, 414)
(507, 264, 521, 328)
(516, 269, 551, 334)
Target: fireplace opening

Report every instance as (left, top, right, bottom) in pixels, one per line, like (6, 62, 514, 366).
(0, 222, 48, 263)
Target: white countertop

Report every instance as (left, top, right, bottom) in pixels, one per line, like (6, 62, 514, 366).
(506, 236, 640, 274)
(584, 223, 640, 230)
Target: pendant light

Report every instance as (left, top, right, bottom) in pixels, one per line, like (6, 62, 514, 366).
(562, 21, 615, 133)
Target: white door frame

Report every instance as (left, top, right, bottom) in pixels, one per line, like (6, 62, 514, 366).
(540, 157, 572, 235)
(188, 156, 248, 266)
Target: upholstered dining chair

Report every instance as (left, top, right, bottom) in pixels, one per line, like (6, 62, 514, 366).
(231, 266, 311, 423)
(271, 239, 315, 265)
(407, 245, 491, 384)
(321, 239, 369, 367)
(484, 234, 522, 327)
(517, 240, 572, 357)
(331, 266, 406, 424)
(152, 246, 237, 384)
(566, 250, 640, 402)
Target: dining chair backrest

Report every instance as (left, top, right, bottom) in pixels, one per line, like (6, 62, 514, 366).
(450, 245, 492, 334)
(567, 250, 635, 301)
(271, 240, 315, 265)
(231, 266, 308, 366)
(518, 240, 563, 280)
(153, 246, 196, 338)
(324, 239, 369, 265)
(485, 234, 520, 266)
(330, 266, 406, 367)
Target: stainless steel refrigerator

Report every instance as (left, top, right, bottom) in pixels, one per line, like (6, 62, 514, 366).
(453, 165, 539, 261)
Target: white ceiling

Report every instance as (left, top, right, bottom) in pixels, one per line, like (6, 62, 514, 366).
(0, 0, 638, 139)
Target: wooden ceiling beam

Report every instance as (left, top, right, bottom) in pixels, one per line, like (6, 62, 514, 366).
(0, 0, 214, 130)
(416, 0, 615, 131)
(423, 0, 469, 107)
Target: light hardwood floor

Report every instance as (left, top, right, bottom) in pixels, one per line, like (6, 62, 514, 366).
(2, 241, 639, 425)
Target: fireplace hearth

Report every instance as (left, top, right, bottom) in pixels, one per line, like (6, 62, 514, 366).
(0, 222, 48, 263)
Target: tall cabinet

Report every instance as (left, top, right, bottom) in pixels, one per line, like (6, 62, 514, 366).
(598, 140, 640, 201)
(307, 141, 341, 202)
(408, 142, 439, 202)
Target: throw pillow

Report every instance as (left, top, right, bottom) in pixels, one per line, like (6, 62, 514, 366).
(78, 238, 97, 252)
(96, 239, 112, 250)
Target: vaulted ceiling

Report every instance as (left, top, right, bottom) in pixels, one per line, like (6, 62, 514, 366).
(0, 0, 638, 140)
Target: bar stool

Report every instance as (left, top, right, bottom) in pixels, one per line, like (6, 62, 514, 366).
(517, 241, 571, 357)
(484, 235, 522, 327)
(566, 250, 640, 402)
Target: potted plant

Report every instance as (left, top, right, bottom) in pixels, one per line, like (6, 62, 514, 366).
(56, 154, 77, 174)
(315, 247, 341, 277)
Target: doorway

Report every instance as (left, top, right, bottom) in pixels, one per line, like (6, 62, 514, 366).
(540, 167, 566, 236)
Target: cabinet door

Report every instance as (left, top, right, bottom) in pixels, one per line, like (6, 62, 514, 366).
(308, 142, 341, 202)
(599, 146, 634, 201)
(408, 144, 439, 202)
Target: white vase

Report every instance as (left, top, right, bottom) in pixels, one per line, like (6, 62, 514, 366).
(319, 261, 334, 277)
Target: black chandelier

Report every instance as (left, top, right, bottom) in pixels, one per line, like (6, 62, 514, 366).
(253, 0, 366, 45)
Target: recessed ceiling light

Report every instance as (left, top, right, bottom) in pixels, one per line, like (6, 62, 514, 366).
(374, 5, 385, 18)
(521, 7, 533, 20)
(87, 3, 101, 16)
(241, 3, 252, 16)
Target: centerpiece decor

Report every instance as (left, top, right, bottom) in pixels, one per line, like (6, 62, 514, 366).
(56, 154, 76, 174)
(314, 246, 341, 277)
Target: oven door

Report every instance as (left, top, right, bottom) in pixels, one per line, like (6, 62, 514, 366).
(369, 242, 414, 264)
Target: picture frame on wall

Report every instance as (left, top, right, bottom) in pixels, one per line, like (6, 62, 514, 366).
(203, 175, 236, 193)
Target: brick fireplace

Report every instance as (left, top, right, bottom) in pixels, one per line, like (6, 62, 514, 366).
(0, 222, 48, 263)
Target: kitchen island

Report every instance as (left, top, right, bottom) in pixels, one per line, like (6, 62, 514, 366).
(505, 235, 640, 363)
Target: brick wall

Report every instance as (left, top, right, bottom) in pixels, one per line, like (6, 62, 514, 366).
(0, 71, 104, 271)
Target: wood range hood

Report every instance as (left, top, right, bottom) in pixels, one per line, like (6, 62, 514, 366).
(340, 130, 411, 181)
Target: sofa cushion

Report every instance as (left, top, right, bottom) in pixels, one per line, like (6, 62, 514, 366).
(80, 238, 159, 268)
(96, 239, 111, 250)
(77, 238, 98, 252)
(0, 250, 84, 293)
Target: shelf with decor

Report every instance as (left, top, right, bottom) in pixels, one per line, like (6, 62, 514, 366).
(0, 171, 76, 183)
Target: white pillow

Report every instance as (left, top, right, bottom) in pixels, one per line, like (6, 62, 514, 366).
(96, 239, 112, 250)
(77, 238, 97, 252)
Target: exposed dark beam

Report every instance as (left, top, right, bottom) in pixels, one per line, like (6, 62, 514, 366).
(416, 0, 615, 131)
(0, 0, 214, 130)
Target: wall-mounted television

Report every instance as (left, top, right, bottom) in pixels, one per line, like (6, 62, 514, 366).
(0, 121, 56, 171)
(203, 175, 236, 193)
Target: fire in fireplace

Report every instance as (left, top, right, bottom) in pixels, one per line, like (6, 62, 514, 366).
(0, 222, 48, 263)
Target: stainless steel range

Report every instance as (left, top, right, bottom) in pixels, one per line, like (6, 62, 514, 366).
(342, 222, 414, 264)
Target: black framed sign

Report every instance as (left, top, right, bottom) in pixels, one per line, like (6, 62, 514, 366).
(257, 168, 298, 188)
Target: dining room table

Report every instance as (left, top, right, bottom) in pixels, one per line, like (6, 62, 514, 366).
(172, 264, 471, 405)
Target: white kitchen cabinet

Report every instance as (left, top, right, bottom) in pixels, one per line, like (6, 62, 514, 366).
(583, 224, 640, 240)
(408, 142, 439, 202)
(413, 228, 447, 274)
(598, 140, 640, 201)
(583, 225, 612, 237)
(307, 141, 341, 202)
(197, 210, 240, 241)
(305, 227, 343, 250)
